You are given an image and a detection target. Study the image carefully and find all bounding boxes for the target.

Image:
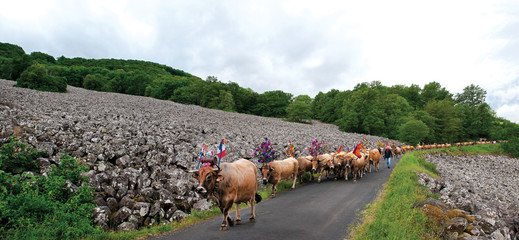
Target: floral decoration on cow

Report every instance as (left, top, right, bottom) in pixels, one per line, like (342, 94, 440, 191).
(361, 136, 372, 149)
(306, 138, 328, 158)
(285, 141, 297, 157)
(253, 137, 279, 164)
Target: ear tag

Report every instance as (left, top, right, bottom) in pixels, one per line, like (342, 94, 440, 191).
(216, 175, 224, 182)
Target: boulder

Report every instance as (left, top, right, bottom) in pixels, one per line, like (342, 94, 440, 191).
(112, 207, 132, 226)
(446, 217, 468, 234)
(93, 206, 111, 230)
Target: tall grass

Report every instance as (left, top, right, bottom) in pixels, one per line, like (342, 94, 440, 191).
(348, 144, 501, 239)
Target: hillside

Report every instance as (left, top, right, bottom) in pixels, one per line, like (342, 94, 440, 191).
(0, 79, 395, 230)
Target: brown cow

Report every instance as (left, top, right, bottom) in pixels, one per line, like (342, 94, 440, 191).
(310, 154, 334, 183)
(333, 151, 353, 181)
(366, 148, 381, 173)
(190, 159, 261, 231)
(260, 157, 299, 196)
(296, 156, 314, 183)
(349, 151, 368, 183)
(392, 146, 401, 158)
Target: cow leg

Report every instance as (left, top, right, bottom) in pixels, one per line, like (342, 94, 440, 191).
(271, 182, 278, 196)
(317, 169, 323, 183)
(291, 173, 297, 189)
(234, 203, 241, 224)
(220, 207, 229, 230)
(220, 202, 234, 230)
(249, 196, 256, 223)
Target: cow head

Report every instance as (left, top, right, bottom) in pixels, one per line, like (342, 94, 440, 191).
(189, 165, 223, 197)
(325, 157, 334, 170)
(259, 164, 275, 185)
(310, 157, 319, 172)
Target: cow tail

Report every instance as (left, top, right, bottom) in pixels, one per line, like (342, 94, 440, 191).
(255, 193, 262, 203)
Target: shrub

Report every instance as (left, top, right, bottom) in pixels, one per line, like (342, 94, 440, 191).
(502, 137, 519, 158)
(0, 137, 45, 174)
(0, 139, 100, 239)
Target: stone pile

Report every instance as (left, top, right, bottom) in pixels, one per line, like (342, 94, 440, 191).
(418, 153, 519, 239)
(0, 79, 395, 231)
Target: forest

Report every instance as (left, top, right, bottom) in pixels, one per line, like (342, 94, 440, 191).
(1, 42, 518, 145)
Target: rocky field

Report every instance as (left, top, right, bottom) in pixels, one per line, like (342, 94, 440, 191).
(0, 79, 395, 230)
(419, 153, 519, 239)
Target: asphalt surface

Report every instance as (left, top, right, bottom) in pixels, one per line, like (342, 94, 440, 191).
(149, 158, 399, 240)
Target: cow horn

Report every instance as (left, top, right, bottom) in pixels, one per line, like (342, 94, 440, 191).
(188, 169, 198, 173)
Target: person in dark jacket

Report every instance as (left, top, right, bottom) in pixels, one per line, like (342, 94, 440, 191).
(383, 146, 393, 168)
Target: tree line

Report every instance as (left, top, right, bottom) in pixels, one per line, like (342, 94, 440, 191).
(1, 42, 517, 145)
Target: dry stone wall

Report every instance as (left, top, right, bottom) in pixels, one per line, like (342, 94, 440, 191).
(0, 79, 395, 230)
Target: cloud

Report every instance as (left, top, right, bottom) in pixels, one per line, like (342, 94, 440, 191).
(496, 104, 519, 123)
(1, 0, 519, 123)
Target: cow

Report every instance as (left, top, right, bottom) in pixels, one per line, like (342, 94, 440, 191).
(331, 153, 343, 181)
(392, 146, 402, 158)
(348, 150, 368, 183)
(333, 151, 353, 181)
(189, 159, 261, 231)
(259, 157, 299, 196)
(296, 156, 314, 183)
(310, 154, 334, 183)
(366, 148, 382, 173)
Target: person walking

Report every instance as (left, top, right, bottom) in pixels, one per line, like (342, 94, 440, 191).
(383, 146, 393, 168)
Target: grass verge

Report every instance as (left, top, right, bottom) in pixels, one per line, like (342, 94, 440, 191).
(347, 144, 503, 240)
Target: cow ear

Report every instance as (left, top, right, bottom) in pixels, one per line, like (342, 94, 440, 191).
(269, 166, 275, 171)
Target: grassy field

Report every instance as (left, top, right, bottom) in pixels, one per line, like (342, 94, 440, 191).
(347, 144, 503, 240)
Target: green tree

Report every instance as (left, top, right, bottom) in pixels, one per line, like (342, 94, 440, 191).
(15, 64, 67, 92)
(425, 100, 462, 143)
(455, 84, 487, 106)
(398, 120, 430, 145)
(216, 90, 236, 111)
(286, 95, 312, 123)
(30, 51, 56, 64)
(421, 82, 453, 105)
(82, 73, 106, 91)
(455, 84, 493, 140)
(391, 84, 422, 109)
(0, 42, 26, 59)
(253, 90, 293, 117)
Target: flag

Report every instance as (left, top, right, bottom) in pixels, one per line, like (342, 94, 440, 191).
(217, 139, 226, 166)
(336, 145, 342, 154)
(197, 142, 207, 169)
(353, 142, 362, 158)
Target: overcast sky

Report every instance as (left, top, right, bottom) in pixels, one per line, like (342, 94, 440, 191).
(1, 0, 518, 123)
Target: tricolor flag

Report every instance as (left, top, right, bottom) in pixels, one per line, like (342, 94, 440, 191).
(217, 139, 226, 166)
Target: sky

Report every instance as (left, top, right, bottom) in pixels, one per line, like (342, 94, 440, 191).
(1, 0, 519, 123)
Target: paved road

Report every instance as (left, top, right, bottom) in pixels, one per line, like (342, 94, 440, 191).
(149, 158, 398, 240)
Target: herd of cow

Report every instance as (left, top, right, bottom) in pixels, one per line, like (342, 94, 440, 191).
(188, 140, 497, 231)
(188, 143, 404, 231)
